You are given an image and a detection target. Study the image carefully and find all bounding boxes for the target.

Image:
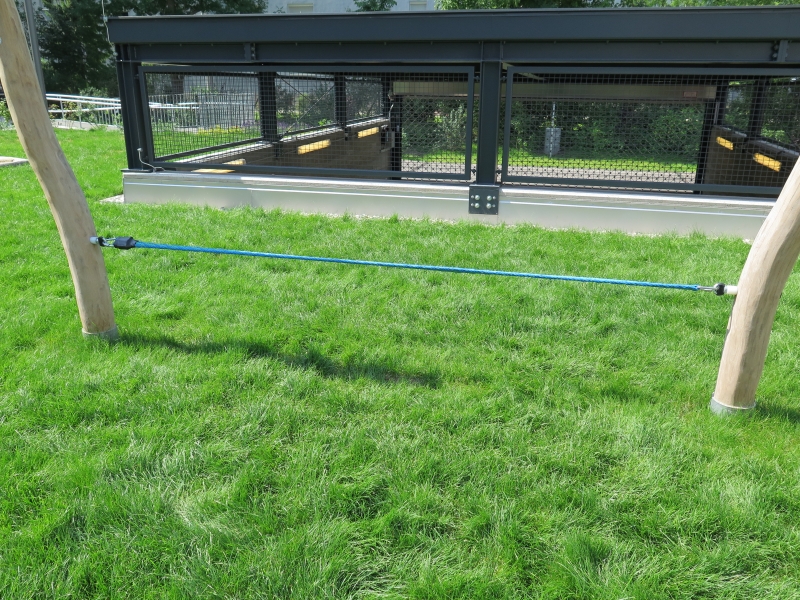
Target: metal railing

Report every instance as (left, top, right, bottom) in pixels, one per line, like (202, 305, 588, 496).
(46, 94, 123, 130)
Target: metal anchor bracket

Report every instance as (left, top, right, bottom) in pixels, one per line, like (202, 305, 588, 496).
(468, 184, 500, 215)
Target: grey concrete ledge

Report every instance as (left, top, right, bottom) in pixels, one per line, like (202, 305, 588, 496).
(122, 170, 774, 238)
(0, 156, 29, 168)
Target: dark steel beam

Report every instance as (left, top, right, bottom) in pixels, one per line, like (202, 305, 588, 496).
(123, 41, 794, 67)
(108, 7, 800, 46)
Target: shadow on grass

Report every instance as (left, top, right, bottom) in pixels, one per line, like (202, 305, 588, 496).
(119, 332, 442, 388)
(755, 403, 800, 425)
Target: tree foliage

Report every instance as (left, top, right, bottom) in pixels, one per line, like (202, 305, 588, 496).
(37, 0, 116, 95)
(436, 0, 608, 9)
(36, 0, 265, 96)
(621, 0, 800, 5)
(353, 0, 397, 10)
(436, 0, 800, 9)
(106, 0, 266, 16)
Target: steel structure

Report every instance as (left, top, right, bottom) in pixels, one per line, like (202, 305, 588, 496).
(110, 7, 800, 217)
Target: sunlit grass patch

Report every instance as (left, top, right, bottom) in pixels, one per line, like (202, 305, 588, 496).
(2, 128, 800, 599)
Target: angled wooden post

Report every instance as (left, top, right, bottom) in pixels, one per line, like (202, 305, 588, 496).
(0, 0, 117, 338)
(712, 158, 800, 413)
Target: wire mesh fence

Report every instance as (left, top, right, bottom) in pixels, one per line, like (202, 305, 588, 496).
(502, 72, 800, 194)
(145, 72, 261, 160)
(143, 69, 474, 180)
(140, 67, 800, 194)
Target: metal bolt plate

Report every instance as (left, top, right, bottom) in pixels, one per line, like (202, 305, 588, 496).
(468, 184, 500, 215)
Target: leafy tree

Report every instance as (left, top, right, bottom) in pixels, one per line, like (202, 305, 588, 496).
(38, 0, 117, 95)
(436, 0, 800, 9)
(436, 0, 610, 9)
(36, 0, 266, 96)
(620, 0, 800, 5)
(106, 0, 265, 16)
(354, 0, 397, 9)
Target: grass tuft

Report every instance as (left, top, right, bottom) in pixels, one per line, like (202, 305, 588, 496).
(3, 128, 800, 598)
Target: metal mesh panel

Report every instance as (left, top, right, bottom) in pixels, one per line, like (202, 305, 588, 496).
(275, 73, 335, 137)
(345, 75, 384, 123)
(145, 72, 261, 160)
(144, 69, 473, 180)
(503, 72, 800, 194)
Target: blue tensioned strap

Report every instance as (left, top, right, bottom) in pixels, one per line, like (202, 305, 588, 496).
(92, 237, 733, 294)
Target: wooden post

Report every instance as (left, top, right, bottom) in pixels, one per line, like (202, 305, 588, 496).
(0, 0, 117, 339)
(712, 158, 800, 413)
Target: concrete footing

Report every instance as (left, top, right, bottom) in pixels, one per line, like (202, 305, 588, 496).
(122, 170, 774, 238)
(709, 394, 755, 415)
(118, 171, 778, 413)
(82, 325, 119, 341)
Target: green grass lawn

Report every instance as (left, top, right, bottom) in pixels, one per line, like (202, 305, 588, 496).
(406, 146, 696, 173)
(3, 128, 800, 599)
(154, 128, 696, 174)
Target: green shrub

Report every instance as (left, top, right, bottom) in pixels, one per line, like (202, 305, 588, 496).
(649, 105, 702, 158)
(438, 105, 468, 152)
(0, 99, 12, 129)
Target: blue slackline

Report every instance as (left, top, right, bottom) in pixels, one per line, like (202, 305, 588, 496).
(92, 236, 732, 295)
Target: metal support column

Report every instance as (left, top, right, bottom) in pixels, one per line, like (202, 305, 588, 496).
(258, 72, 278, 143)
(747, 77, 769, 140)
(471, 55, 502, 214)
(695, 83, 729, 189)
(334, 73, 347, 132)
(116, 51, 148, 170)
(22, 0, 45, 104)
(389, 93, 402, 179)
(382, 76, 399, 179)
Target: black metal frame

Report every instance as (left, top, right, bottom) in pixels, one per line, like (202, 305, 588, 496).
(137, 64, 475, 181)
(500, 65, 800, 196)
(110, 7, 800, 200)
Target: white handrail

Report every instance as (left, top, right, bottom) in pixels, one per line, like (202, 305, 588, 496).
(46, 93, 121, 107)
(43, 93, 123, 130)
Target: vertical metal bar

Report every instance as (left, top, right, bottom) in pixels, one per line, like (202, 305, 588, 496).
(747, 77, 769, 139)
(116, 49, 147, 170)
(389, 93, 402, 179)
(476, 59, 502, 185)
(22, 0, 46, 104)
(381, 75, 392, 118)
(464, 69, 475, 181)
(694, 83, 728, 189)
(258, 72, 278, 142)
(501, 67, 514, 183)
(137, 65, 156, 164)
(381, 74, 396, 178)
(715, 82, 729, 126)
(334, 73, 347, 130)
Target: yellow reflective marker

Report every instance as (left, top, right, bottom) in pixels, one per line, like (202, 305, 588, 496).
(194, 158, 245, 173)
(297, 139, 331, 154)
(753, 153, 781, 172)
(716, 137, 734, 150)
(357, 127, 380, 138)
